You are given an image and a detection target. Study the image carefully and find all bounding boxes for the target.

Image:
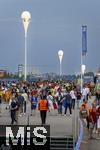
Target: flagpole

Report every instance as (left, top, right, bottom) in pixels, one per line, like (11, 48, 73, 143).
(81, 26, 83, 94)
(81, 25, 87, 94)
(81, 50, 83, 94)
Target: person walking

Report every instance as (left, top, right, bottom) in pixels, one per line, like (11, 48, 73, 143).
(64, 90, 72, 116)
(70, 88, 76, 109)
(95, 89, 100, 105)
(88, 103, 97, 139)
(31, 93, 37, 116)
(22, 90, 28, 115)
(79, 104, 88, 126)
(16, 91, 24, 117)
(76, 90, 81, 109)
(55, 89, 63, 114)
(38, 95, 49, 125)
(9, 95, 18, 125)
(82, 86, 87, 101)
(0, 95, 2, 113)
(5, 88, 11, 109)
(96, 104, 100, 139)
(47, 91, 53, 112)
(80, 100, 89, 129)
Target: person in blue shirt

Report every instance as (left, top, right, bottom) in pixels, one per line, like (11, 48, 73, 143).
(31, 94, 37, 116)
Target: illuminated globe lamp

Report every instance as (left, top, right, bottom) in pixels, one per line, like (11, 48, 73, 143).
(21, 11, 31, 81)
(81, 64, 86, 75)
(58, 50, 64, 76)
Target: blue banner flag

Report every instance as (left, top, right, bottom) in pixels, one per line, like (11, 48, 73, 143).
(82, 26, 87, 56)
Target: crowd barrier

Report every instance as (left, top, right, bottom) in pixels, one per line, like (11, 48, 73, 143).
(74, 119, 84, 150)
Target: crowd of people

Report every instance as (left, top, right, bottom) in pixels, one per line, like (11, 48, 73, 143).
(0, 79, 100, 139)
(79, 89, 100, 139)
(0, 80, 78, 124)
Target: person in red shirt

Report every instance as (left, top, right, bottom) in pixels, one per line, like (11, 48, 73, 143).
(90, 104, 97, 123)
(88, 103, 97, 139)
(96, 105, 100, 139)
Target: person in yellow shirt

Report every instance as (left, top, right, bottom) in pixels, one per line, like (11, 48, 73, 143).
(5, 88, 11, 109)
(0, 95, 2, 113)
(0, 89, 3, 99)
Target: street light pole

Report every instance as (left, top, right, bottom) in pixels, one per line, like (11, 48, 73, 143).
(21, 11, 31, 81)
(82, 64, 86, 88)
(58, 50, 64, 76)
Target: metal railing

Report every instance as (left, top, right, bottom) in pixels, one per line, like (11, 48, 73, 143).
(74, 119, 84, 150)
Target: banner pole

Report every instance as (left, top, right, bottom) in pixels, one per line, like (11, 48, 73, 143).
(81, 49, 83, 94)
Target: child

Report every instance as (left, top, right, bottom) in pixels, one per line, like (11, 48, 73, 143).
(80, 104, 88, 119)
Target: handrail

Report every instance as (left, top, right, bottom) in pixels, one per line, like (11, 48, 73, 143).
(74, 118, 84, 150)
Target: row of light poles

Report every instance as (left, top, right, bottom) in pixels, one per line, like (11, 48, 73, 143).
(21, 11, 85, 83)
(21, 11, 64, 81)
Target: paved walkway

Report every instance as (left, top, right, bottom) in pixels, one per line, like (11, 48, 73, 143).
(80, 126, 100, 150)
(0, 102, 73, 137)
(1, 97, 100, 149)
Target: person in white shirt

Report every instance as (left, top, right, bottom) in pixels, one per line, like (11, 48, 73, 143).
(82, 87, 87, 100)
(47, 91, 53, 111)
(82, 85, 90, 101)
(70, 88, 76, 109)
(85, 86, 90, 101)
(22, 90, 28, 114)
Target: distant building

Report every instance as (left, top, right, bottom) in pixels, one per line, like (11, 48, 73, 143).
(0, 70, 7, 77)
(18, 64, 24, 78)
(96, 68, 100, 77)
(97, 68, 100, 73)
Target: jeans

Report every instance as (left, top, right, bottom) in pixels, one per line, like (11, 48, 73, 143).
(77, 100, 80, 109)
(64, 104, 72, 115)
(71, 99, 75, 109)
(58, 104, 62, 114)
